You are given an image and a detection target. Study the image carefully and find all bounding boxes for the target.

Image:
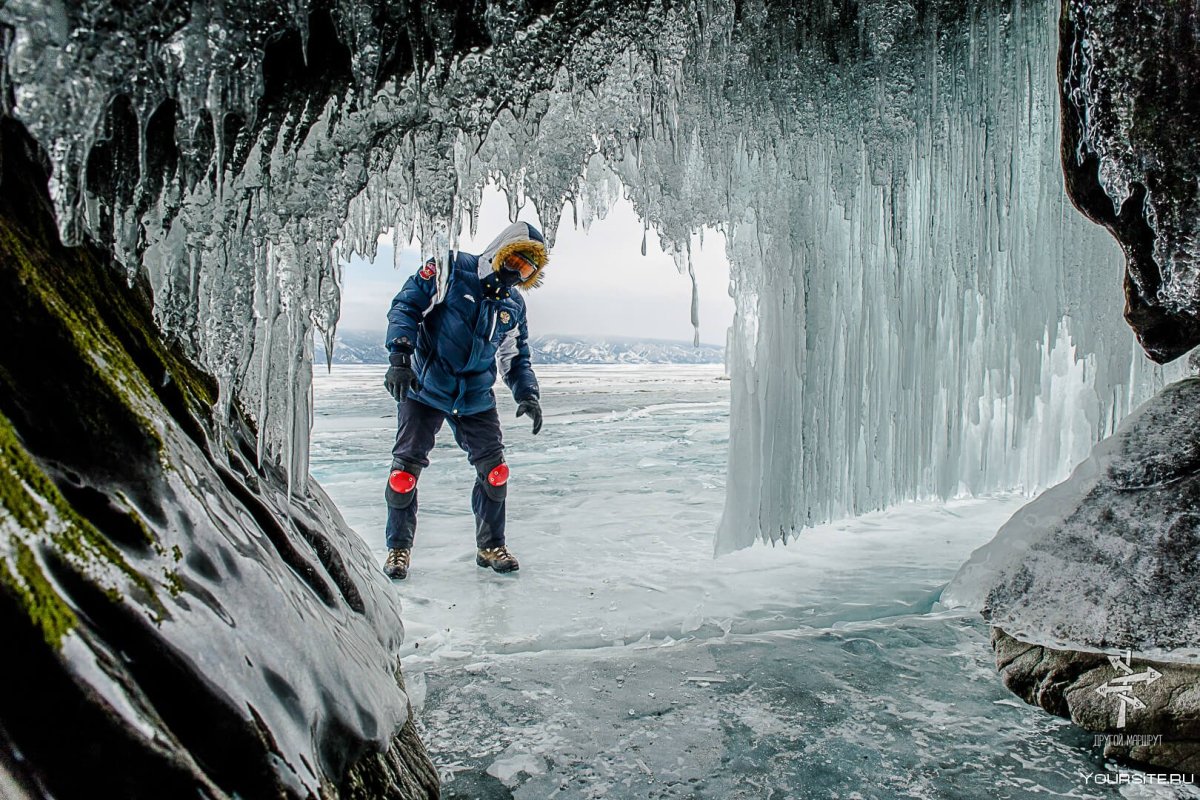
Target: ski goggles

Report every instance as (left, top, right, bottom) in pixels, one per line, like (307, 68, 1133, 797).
(505, 250, 541, 280)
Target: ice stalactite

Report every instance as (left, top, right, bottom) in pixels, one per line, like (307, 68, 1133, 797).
(0, 0, 622, 491)
(480, 0, 1184, 551)
(702, 0, 1162, 549)
(378, 0, 1182, 550)
(0, 0, 1182, 552)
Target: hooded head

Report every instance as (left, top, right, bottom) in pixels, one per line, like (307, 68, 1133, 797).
(477, 221, 549, 291)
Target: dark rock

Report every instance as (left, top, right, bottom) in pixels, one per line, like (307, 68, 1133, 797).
(1060, 1, 1200, 362)
(341, 708, 440, 799)
(0, 116, 437, 797)
(993, 628, 1200, 775)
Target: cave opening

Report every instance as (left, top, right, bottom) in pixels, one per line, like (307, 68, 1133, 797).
(2, 0, 1199, 795)
(309, 178, 736, 634)
(303, 183, 1113, 794)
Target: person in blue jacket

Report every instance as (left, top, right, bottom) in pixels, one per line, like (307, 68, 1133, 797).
(380, 221, 547, 579)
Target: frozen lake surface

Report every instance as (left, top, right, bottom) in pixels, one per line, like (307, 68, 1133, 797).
(312, 364, 1189, 799)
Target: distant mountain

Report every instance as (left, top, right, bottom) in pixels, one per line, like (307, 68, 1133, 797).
(314, 330, 389, 365)
(314, 330, 724, 366)
(529, 335, 724, 365)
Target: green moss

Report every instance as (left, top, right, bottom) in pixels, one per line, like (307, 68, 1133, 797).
(163, 568, 184, 597)
(0, 169, 225, 640)
(0, 450, 48, 532)
(0, 224, 163, 444)
(0, 539, 78, 650)
(0, 219, 220, 452)
(0, 410, 164, 619)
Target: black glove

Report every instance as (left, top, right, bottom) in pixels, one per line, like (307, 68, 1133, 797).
(384, 338, 420, 402)
(516, 397, 542, 435)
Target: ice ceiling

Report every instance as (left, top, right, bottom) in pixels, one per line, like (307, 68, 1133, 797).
(0, 0, 1182, 552)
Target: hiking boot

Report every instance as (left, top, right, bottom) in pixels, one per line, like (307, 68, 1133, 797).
(476, 545, 519, 573)
(384, 547, 411, 580)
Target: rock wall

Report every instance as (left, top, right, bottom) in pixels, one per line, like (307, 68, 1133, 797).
(1059, 0, 1200, 361)
(992, 628, 1200, 774)
(0, 118, 437, 798)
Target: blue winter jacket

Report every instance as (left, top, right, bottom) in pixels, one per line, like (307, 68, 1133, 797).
(385, 222, 544, 417)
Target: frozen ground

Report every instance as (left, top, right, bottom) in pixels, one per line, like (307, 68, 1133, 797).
(312, 364, 1194, 799)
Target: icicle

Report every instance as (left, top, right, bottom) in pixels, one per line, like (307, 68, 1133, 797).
(686, 240, 700, 347)
(0, 0, 1183, 559)
(323, 326, 335, 373)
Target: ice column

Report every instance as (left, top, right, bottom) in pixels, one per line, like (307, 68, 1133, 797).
(0, 0, 1179, 539)
(710, 2, 1179, 550)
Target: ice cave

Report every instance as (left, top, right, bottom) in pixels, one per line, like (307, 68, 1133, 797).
(0, 0, 1198, 797)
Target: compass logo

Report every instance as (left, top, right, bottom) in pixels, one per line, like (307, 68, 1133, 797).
(1095, 649, 1162, 728)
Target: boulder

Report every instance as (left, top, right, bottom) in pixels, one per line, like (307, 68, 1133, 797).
(993, 627, 1200, 774)
(945, 378, 1200, 660)
(946, 376, 1200, 774)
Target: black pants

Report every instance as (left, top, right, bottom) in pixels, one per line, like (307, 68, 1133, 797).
(385, 397, 506, 550)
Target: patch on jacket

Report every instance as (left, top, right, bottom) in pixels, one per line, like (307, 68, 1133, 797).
(419, 258, 437, 280)
(500, 310, 511, 324)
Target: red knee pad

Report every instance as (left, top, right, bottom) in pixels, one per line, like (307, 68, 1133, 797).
(389, 469, 417, 493)
(486, 463, 509, 487)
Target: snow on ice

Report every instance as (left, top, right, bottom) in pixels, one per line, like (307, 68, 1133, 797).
(312, 364, 1183, 797)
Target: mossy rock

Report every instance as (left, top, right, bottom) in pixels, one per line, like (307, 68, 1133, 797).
(0, 116, 436, 798)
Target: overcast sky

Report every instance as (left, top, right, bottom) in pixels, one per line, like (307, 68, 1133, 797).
(336, 184, 735, 346)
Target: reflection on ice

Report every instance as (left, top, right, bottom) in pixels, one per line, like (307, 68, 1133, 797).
(312, 365, 1192, 798)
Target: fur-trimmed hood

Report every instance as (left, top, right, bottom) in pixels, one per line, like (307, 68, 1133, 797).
(477, 221, 549, 290)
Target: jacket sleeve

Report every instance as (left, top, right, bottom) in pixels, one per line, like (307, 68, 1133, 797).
(498, 310, 539, 402)
(385, 263, 440, 351)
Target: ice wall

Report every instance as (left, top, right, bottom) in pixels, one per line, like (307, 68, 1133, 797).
(684, 2, 1186, 550)
(0, 1, 1178, 553)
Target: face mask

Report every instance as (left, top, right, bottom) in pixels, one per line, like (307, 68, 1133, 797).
(498, 266, 524, 286)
